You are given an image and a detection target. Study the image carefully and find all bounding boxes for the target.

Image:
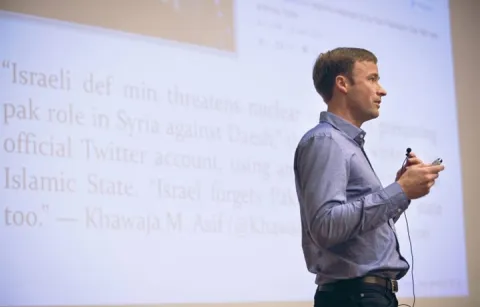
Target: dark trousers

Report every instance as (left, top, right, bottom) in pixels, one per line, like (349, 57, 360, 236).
(314, 283, 399, 307)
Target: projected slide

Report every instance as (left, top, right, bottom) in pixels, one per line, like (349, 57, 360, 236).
(0, 0, 468, 305)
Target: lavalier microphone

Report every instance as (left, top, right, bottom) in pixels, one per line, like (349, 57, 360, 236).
(398, 147, 416, 307)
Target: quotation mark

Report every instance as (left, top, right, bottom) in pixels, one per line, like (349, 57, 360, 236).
(2, 60, 10, 69)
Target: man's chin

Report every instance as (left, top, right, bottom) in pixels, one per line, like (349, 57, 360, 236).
(357, 109, 380, 125)
(370, 109, 380, 119)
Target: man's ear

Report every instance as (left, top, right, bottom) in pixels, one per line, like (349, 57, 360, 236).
(335, 75, 349, 95)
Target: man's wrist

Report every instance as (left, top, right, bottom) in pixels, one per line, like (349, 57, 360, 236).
(384, 182, 411, 216)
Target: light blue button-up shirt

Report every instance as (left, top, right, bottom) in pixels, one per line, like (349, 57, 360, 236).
(293, 111, 411, 286)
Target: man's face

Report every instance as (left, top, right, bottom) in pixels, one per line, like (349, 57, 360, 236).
(345, 61, 387, 123)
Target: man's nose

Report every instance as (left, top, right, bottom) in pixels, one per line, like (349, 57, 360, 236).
(378, 84, 387, 96)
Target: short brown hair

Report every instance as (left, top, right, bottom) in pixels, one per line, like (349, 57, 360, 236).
(312, 47, 378, 102)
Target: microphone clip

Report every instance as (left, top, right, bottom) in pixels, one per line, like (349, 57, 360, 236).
(406, 148, 412, 157)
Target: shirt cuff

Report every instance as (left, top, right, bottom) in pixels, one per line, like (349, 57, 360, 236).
(383, 182, 411, 217)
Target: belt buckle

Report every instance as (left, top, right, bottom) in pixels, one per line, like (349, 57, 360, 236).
(390, 279, 398, 293)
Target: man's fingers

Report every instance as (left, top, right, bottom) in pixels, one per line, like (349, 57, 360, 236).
(427, 173, 439, 181)
(407, 157, 422, 165)
(425, 164, 445, 173)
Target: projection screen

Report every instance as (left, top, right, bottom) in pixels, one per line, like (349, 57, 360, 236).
(0, 0, 470, 306)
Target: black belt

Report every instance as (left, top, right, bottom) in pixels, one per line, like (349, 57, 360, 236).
(317, 276, 399, 293)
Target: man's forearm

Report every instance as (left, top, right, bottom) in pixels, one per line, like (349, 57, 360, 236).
(307, 182, 410, 248)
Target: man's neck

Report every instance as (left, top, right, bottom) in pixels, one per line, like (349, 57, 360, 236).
(326, 105, 363, 128)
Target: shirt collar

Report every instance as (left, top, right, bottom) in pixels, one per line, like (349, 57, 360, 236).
(319, 111, 366, 146)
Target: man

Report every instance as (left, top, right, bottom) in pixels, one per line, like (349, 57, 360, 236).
(293, 47, 445, 307)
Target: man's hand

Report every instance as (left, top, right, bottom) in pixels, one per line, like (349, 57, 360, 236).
(397, 163, 445, 199)
(395, 152, 424, 181)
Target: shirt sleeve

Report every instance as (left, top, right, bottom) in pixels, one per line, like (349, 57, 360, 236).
(294, 135, 410, 248)
(392, 199, 411, 223)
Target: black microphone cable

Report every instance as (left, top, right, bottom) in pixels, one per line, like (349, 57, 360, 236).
(398, 148, 416, 307)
